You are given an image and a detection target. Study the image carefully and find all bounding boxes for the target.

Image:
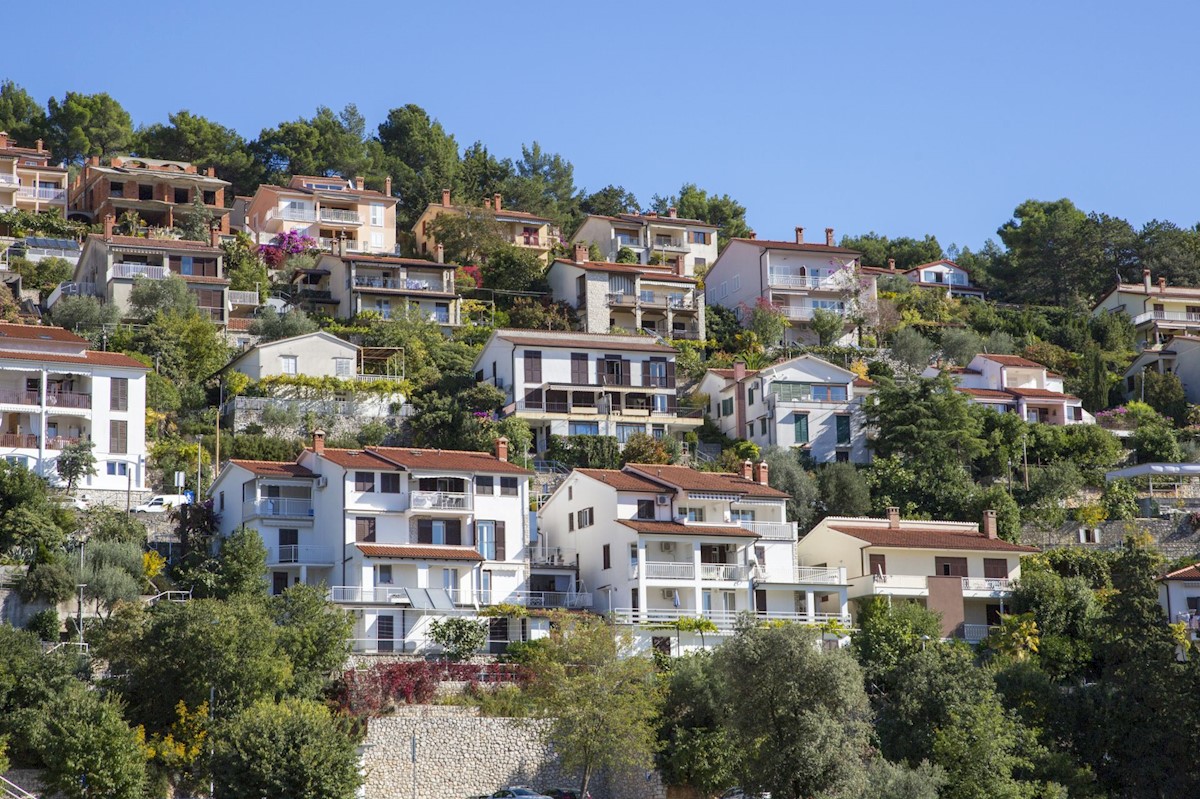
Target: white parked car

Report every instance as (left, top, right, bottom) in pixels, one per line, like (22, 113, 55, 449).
(132, 494, 191, 514)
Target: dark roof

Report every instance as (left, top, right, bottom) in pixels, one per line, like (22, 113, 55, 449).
(829, 524, 1040, 552)
(617, 519, 758, 538)
(623, 464, 790, 499)
(228, 460, 316, 478)
(575, 468, 673, 492)
(355, 543, 484, 561)
(312, 446, 531, 475)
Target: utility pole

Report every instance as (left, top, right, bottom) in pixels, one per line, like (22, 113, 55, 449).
(195, 435, 203, 499)
(1022, 436, 1030, 491)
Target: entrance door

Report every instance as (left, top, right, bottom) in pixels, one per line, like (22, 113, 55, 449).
(377, 615, 394, 653)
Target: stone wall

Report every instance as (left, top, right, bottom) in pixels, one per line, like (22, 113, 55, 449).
(1022, 516, 1200, 559)
(362, 706, 666, 799)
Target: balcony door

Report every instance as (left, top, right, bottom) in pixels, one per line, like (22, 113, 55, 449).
(377, 615, 395, 653)
(934, 557, 968, 577)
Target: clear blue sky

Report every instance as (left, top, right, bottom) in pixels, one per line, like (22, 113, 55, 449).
(6, 1, 1200, 249)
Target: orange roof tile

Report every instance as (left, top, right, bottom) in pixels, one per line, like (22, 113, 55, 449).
(623, 464, 790, 499)
(829, 524, 1039, 552)
(355, 543, 484, 561)
(575, 468, 673, 492)
(617, 519, 759, 538)
(312, 446, 531, 475)
(228, 460, 316, 478)
(1163, 564, 1200, 581)
(728, 238, 861, 256)
(0, 349, 147, 369)
(87, 234, 222, 253)
(0, 323, 88, 344)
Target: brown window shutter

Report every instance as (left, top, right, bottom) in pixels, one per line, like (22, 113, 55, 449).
(417, 519, 432, 544)
(755, 589, 767, 613)
(666, 361, 676, 388)
(446, 520, 462, 546)
(666, 394, 677, 413)
(983, 558, 1008, 579)
(641, 360, 650, 386)
(622, 359, 631, 385)
(495, 521, 506, 560)
(356, 518, 376, 543)
(869, 554, 887, 576)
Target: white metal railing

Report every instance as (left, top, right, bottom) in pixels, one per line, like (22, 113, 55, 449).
(651, 239, 687, 252)
(960, 623, 997, 643)
(793, 567, 846, 584)
(768, 272, 842, 290)
(1131, 310, 1200, 326)
(17, 186, 66, 201)
(320, 208, 360, 224)
(0, 174, 19, 187)
(642, 561, 695, 579)
(270, 206, 316, 223)
(0, 773, 38, 799)
(147, 590, 192, 605)
(609, 608, 852, 628)
(113, 263, 168, 279)
(41, 641, 90, 656)
(961, 577, 1013, 592)
(243, 497, 314, 517)
(227, 290, 260, 306)
(740, 520, 797, 540)
(778, 305, 848, 320)
(530, 546, 576, 566)
(863, 573, 928, 590)
(319, 236, 359, 251)
(510, 591, 593, 609)
(409, 491, 472, 511)
(271, 545, 334, 565)
(700, 563, 747, 581)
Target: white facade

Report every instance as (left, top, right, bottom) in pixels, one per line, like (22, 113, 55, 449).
(926, 353, 1093, 425)
(473, 329, 703, 454)
(902, 259, 985, 299)
(572, 212, 718, 277)
(1122, 334, 1200, 403)
(209, 436, 546, 655)
(697, 355, 871, 463)
(0, 323, 148, 491)
(538, 463, 850, 653)
(1160, 565, 1200, 640)
(795, 508, 1035, 642)
(704, 233, 876, 346)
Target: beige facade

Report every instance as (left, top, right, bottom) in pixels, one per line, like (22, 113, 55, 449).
(572, 211, 718, 277)
(1093, 269, 1200, 349)
(69, 155, 230, 232)
(239, 175, 398, 256)
(0, 132, 68, 217)
(289, 253, 461, 327)
(412, 190, 559, 264)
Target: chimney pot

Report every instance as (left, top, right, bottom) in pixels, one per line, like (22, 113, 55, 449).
(312, 430, 326, 455)
(436, 243, 444, 264)
(887, 258, 896, 271)
(385, 176, 392, 196)
(668, 206, 677, 218)
(441, 188, 452, 208)
(754, 460, 770, 485)
(1159, 276, 1167, 294)
(495, 436, 509, 463)
(338, 233, 347, 257)
(733, 362, 746, 382)
(794, 226, 804, 244)
(1143, 268, 1152, 292)
(741, 459, 753, 481)
(573, 243, 589, 264)
(825, 227, 835, 246)
(0, 132, 8, 150)
(747, 230, 756, 240)
(886, 506, 900, 528)
(983, 509, 998, 539)
(35, 138, 43, 153)
(355, 175, 365, 191)
(210, 227, 220, 248)
(494, 193, 502, 212)
(103, 214, 115, 242)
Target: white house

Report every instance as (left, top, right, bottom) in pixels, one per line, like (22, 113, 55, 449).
(288, 252, 462, 328)
(901, 259, 985, 299)
(703, 229, 876, 346)
(209, 434, 542, 654)
(1121, 334, 1200, 403)
(546, 245, 705, 340)
(698, 355, 872, 463)
(1160, 563, 1200, 640)
(572, 210, 718, 276)
(538, 462, 851, 654)
(795, 507, 1037, 641)
(925, 353, 1093, 425)
(0, 322, 148, 491)
(1092, 269, 1200, 350)
(473, 328, 703, 454)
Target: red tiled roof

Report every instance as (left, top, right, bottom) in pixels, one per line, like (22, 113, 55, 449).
(0, 349, 147, 369)
(829, 524, 1039, 552)
(227, 318, 253, 331)
(87, 234, 222, 253)
(312, 446, 531, 475)
(977, 354, 1049, 369)
(617, 519, 758, 538)
(958, 387, 1017, 402)
(906, 258, 972, 275)
(344, 254, 450, 268)
(728, 238, 862, 256)
(1006, 387, 1079, 400)
(311, 449, 395, 469)
(623, 463, 790, 499)
(854, 377, 875, 388)
(493, 330, 677, 354)
(0, 323, 88, 344)
(355, 543, 484, 561)
(228, 460, 315, 478)
(1163, 564, 1200, 581)
(706, 367, 760, 380)
(549, 259, 697, 284)
(575, 468, 673, 492)
(615, 212, 714, 227)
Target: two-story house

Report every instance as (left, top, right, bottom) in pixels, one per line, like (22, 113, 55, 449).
(237, 175, 398, 256)
(901, 259, 985, 299)
(1122, 334, 1200, 403)
(572, 210, 718, 276)
(209, 434, 535, 654)
(539, 461, 850, 653)
(0, 132, 68, 217)
(290, 252, 461, 327)
(0, 322, 148, 491)
(704, 228, 876, 345)
(546, 245, 705, 339)
(1092, 269, 1200, 350)
(697, 355, 872, 463)
(1160, 564, 1200, 638)
(54, 216, 236, 326)
(474, 328, 703, 455)
(925, 353, 1092, 425)
(412, 190, 560, 264)
(795, 507, 1037, 641)
(68, 156, 231, 233)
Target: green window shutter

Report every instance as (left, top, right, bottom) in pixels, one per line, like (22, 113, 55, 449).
(794, 414, 809, 444)
(836, 415, 851, 445)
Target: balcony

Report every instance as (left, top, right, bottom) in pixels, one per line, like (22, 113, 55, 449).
(319, 236, 359, 251)
(17, 186, 66, 202)
(778, 305, 847, 321)
(0, 433, 38, 448)
(112, 263, 168, 280)
(270, 207, 316, 223)
(45, 436, 83, 450)
(270, 545, 334, 565)
(353, 275, 447, 293)
(409, 491, 472, 511)
(510, 590, 593, 609)
(650, 239, 687, 253)
(295, 288, 334, 301)
(319, 208, 361, 224)
(530, 546, 576, 567)
(0, 388, 39, 406)
(792, 567, 845, 584)
(1131, 309, 1200, 327)
(768, 271, 840, 290)
(228, 290, 260, 306)
(0, 174, 18, 187)
(45, 391, 91, 409)
(640, 561, 694, 580)
(610, 608, 852, 629)
(243, 498, 314, 518)
(961, 576, 1013, 594)
(960, 623, 998, 643)
(699, 563, 748, 581)
(739, 520, 798, 540)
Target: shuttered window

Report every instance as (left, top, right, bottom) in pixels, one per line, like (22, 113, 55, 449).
(570, 353, 588, 384)
(109, 420, 127, 454)
(794, 414, 809, 444)
(355, 517, 376, 542)
(983, 558, 1009, 579)
(110, 378, 128, 411)
(524, 351, 542, 383)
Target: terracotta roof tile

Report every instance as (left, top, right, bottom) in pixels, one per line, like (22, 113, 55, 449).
(228, 460, 316, 478)
(311, 449, 395, 469)
(1163, 564, 1200, 581)
(355, 543, 484, 561)
(0, 349, 148, 369)
(728, 238, 862, 256)
(854, 377, 875, 388)
(958, 387, 1017, 401)
(227, 318, 253, 331)
(312, 446, 531, 475)
(829, 524, 1039, 552)
(706, 368, 760, 380)
(0, 323, 88, 344)
(492, 329, 677, 354)
(87, 234, 222, 253)
(575, 468, 673, 492)
(617, 519, 759, 538)
(1006, 387, 1079, 400)
(550, 259, 697, 284)
(623, 464, 790, 499)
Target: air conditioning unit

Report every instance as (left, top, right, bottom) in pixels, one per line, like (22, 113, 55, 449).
(315, 476, 328, 490)
(661, 589, 676, 600)
(659, 542, 675, 552)
(656, 495, 670, 506)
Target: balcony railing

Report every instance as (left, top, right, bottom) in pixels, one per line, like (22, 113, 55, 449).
(227, 290, 260, 306)
(867, 574, 928, 590)
(793, 567, 845, 584)
(0, 388, 39, 405)
(0, 433, 38, 448)
(319, 208, 361, 224)
(960, 623, 998, 643)
(778, 305, 847, 321)
(700, 563, 748, 581)
(410, 491, 472, 511)
(739, 520, 798, 540)
(353, 275, 446, 292)
(0, 174, 19, 186)
(640, 561, 695, 580)
(510, 591, 593, 609)
(768, 272, 841, 290)
(45, 391, 91, 409)
(961, 577, 1013, 593)
(650, 239, 687, 252)
(243, 498, 314, 518)
(530, 546, 576, 567)
(17, 186, 66, 202)
(319, 237, 359, 251)
(295, 288, 333, 301)
(270, 207, 316, 223)
(330, 586, 411, 604)
(610, 608, 852, 628)
(45, 436, 82, 449)
(271, 545, 334, 565)
(113, 263, 168, 280)
(1131, 310, 1200, 326)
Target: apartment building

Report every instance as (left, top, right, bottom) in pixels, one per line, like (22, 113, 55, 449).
(0, 322, 148, 491)
(0, 132, 68, 217)
(474, 328, 702, 454)
(68, 156, 230, 233)
(900, 258, 985, 299)
(539, 462, 850, 653)
(1093, 269, 1200, 349)
(572, 210, 718, 276)
(796, 507, 1036, 642)
(697, 355, 871, 463)
(704, 228, 876, 345)
(546, 245, 705, 339)
(925, 353, 1092, 425)
(238, 175, 398, 255)
(54, 216, 241, 326)
(412, 190, 560, 264)
(209, 435, 539, 654)
(289, 252, 461, 326)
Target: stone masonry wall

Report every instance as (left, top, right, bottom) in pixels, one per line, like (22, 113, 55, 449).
(362, 706, 666, 799)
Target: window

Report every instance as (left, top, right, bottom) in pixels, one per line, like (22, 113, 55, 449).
(443, 568, 459, 592)
(106, 462, 128, 476)
(281, 356, 298, 376)
(110, 181, 124, 198)
(138, 184, 153, 201)
(110, 378, 128, 411)
(377, 565, 393, 584)
(500, 477, 518, 496)
(567, 485, 573, 500)
(835, 415, 851, 445)
(616, 423, 643, 444)
(602, 544, 611, 570)
(637, 499, 655, 520)
(279, 529, 298, 550)
(935, 557, 968, 577)
(835, 451, 850, 463)
(695, 257, 707, 268)
(570, 353, 589, 384)
(109, 420, 127, 454)
(377, 615, 394, 652)
(681, 507, 705, 522)
(748, 386, 756, 405)
(179, 256, 194, 276)
(759, 418, 767, 436)
(355, 517, 376, 542)
(731, 508, 755, 522)
(370, 203, 385, 226)
(381, 473, 400, 493)
(568, 513, 574, 532)
(869, 554, 887, 576)
(569, 421, 599, 436)
(690, 231, 710, 244)
(653, 393, 668, 413)
(477, 476, 494, 494)
(219, 491, 225, 511)
(984, 558, 1009, 579)
(721, 398, 734, 417)
(203, 190, 216, 205)
(748, 424, 754, 439)
(334, 358, 353, 377)
(524, 351, 542, 383)
(371, 232, 383, 248)
(651, 424, 665, 440)
(577, 507, 594, 528)
(794, 414, 809, 444)
(355, 472, 375, 492)
(477, 520, 497, 559)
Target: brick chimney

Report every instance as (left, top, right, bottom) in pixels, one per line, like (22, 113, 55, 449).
(495, 436, 509, 463)
(110, 156, 122, 168)
(0, 132, 7, 150)
(35, 138, 43, 152)
(825, 227, 835, 246)
(355, 175, 365, 191)
(103, 214, 115, 242)
(754, 460, 769, 485)
(886, 506, 900, 528)
(667, 206, 677, 218)
(747, 230, 756, 240)
(493, 193, 502, 212)
(674, 257, 686, 277)
(983, 509, 997, 539)
(209, 166, 217, 180)
(733, 361, 745, 382)
(794, 226, 804, 244)
(385, 176, 392, 196)
(1159, 276, 1167, 294)
(210, 226, 220, 248)
(312, 429, 326, 455)
(573, 243, 589, 264)
(887, 258, 896, 271)
(1143, 268, 1152, 292)
(442, 188, 452, 208)
(338, 233, 347, 257)
(741, 459, 753, 481)
(88, 155, 99, 167)
(436, 244, 444, 264)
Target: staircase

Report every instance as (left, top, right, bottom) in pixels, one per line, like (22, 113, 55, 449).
(0, 774, 37, 799)
(531, 460, 571, 509)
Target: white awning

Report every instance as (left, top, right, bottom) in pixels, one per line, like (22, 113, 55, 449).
(1105, 463, 1200, 481)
